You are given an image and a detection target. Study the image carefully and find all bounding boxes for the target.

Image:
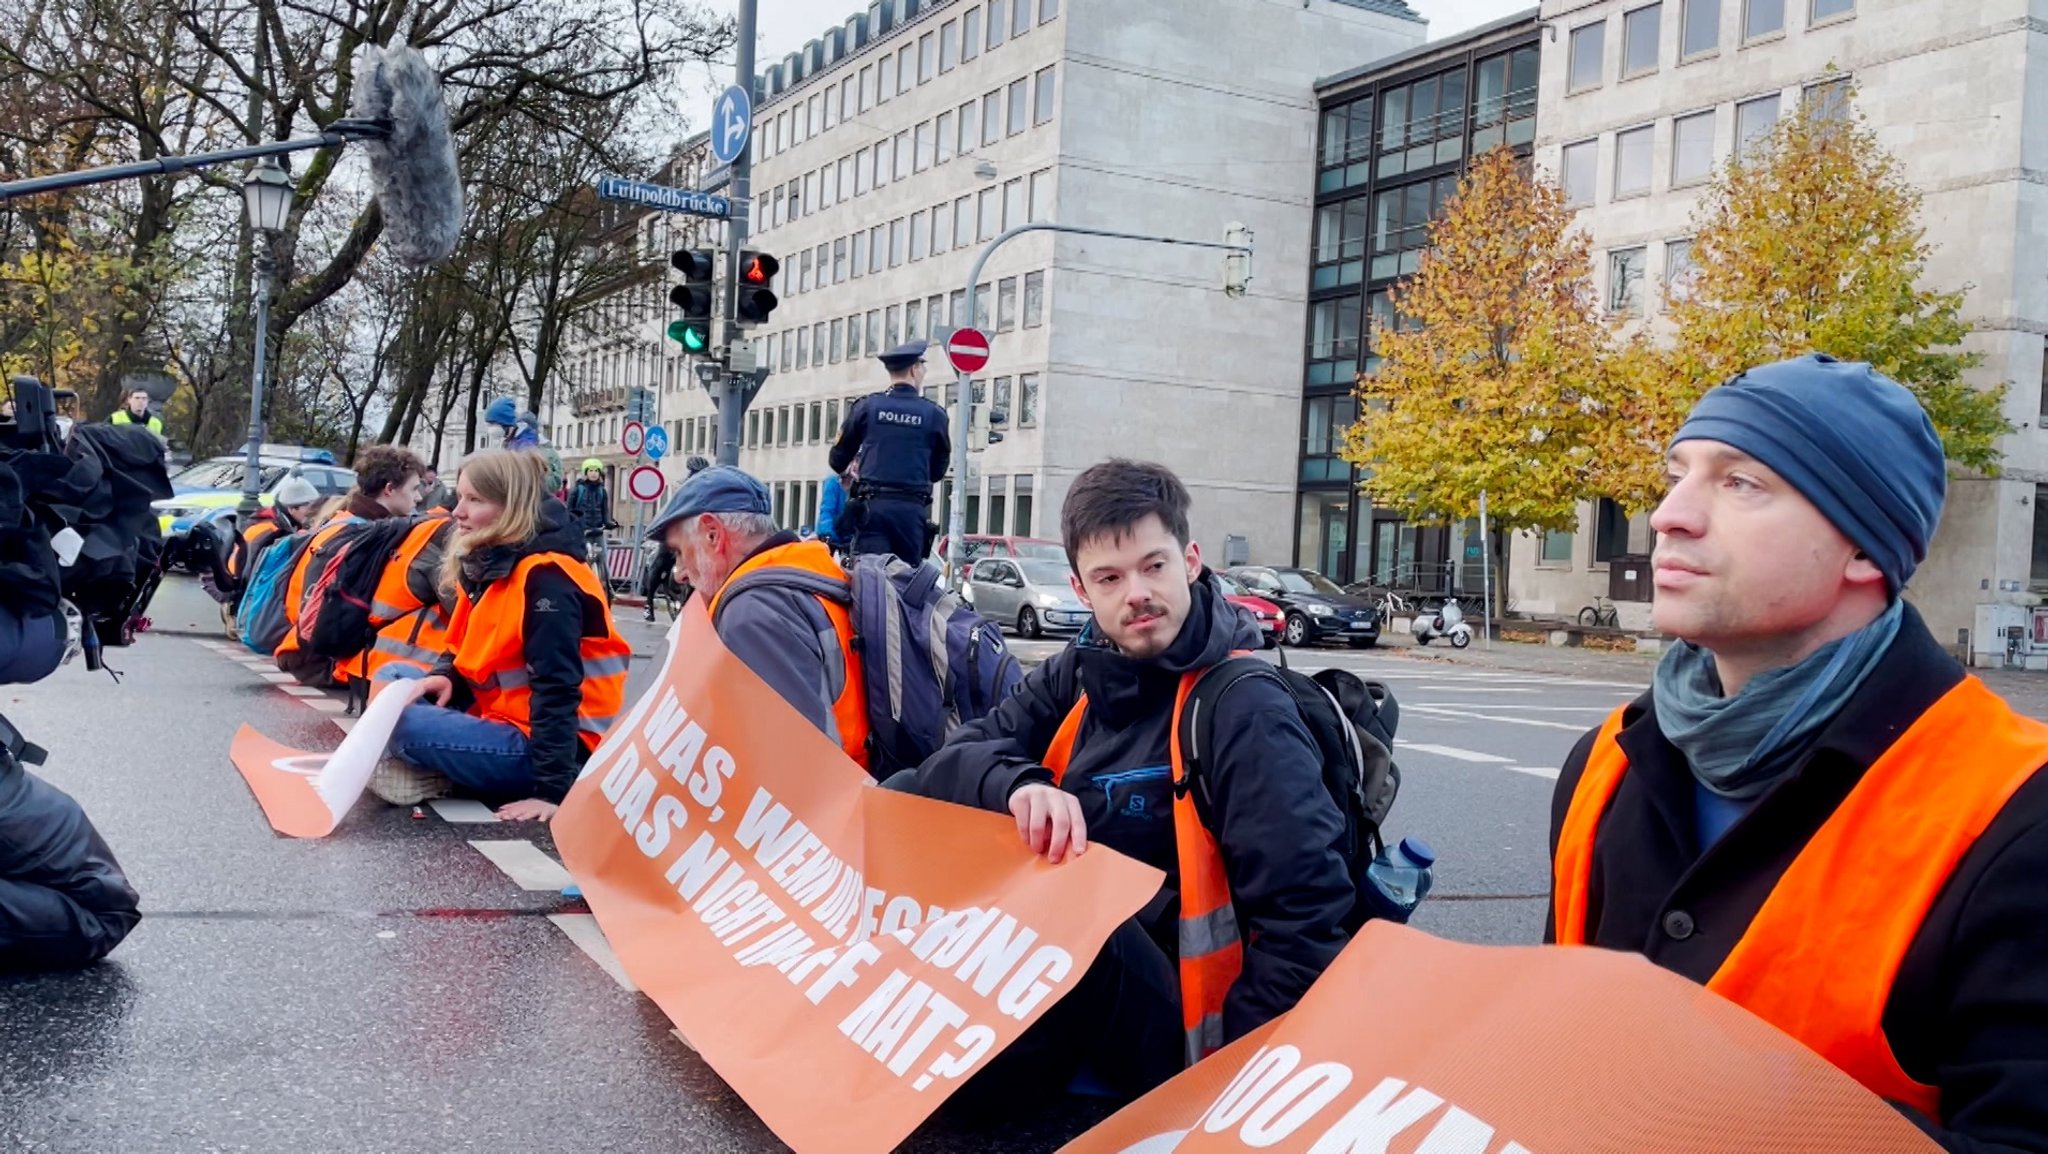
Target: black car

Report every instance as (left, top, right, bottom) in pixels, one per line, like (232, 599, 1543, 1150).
(1226, 565, 1381, 648)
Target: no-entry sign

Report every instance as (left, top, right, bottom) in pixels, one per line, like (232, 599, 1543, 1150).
(945, 327, 990, 374)
(627, 464, 666, 503)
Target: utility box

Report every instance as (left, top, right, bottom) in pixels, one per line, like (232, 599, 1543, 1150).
(1973, 603, 2036, 668)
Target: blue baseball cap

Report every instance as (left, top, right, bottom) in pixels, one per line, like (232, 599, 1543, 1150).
(645, 465, 771, 541)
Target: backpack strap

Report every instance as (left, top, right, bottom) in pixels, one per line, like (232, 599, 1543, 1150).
(1174, 653, 1270, 817)
(708, 566, 852, 630)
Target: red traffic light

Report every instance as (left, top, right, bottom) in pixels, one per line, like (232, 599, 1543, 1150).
(739, 251, 780, 286)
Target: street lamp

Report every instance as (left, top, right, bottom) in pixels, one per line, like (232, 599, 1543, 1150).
(237, 156, 293, 519)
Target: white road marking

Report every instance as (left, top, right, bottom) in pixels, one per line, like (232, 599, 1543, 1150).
(1403, 705, 1588, 731)
(280, 685, 324, 697)
(1413, 685, 1541, 694)
(430, 798, 502, 823)
(1412, 702, 1617, 713)
(1506, 765, 1562, 780)
(330, 717, 357, 734)
(548, 913, 639, 991)
(470, 839, 574, 891)
(1397, 742, 1513, 764)
(261, 672, 297, 684)
(304, 698, 347, 713)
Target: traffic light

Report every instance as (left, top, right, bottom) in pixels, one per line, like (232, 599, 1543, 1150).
(734, 251, 781, 325)
(668, 248, 715, 353)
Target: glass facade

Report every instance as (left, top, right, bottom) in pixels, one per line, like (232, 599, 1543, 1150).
(1295, 28, 1540, 587)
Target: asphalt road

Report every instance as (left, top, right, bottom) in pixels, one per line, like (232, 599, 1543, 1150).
(0, 578, 1634, 1152)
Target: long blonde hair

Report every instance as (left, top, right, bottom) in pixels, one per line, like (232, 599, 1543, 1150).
(444, 448, 548, 589)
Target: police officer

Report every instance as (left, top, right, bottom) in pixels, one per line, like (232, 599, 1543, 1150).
(828, 340, 950, 562)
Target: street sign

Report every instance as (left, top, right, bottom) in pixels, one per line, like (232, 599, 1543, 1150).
(945, 327, 991, 374)
(621, 420, 645, 456)
(643, 426, 669, 461)
(595, 175, 730, 219)
(627, 465, 666, 503)
(711, 85, 752, 166)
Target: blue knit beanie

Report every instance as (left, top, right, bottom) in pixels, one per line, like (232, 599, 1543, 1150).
(1671, 354, 1946, 593)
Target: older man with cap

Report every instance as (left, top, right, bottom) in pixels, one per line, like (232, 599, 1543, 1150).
(1547, 354, 2048, 1149)
(646, 465, 869, 769)
(828, 339, 951, 563)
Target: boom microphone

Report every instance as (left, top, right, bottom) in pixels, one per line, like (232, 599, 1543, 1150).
(349, 42, 464, 269)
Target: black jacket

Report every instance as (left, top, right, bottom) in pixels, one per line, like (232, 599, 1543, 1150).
(1547, 605, 2048, 1154)
(0, 746, 140, 971)
(568, 479, 610, 537)
(434, 498, 602, 803)
(913, 574, 1354, 1041)
(828, 384, 950, 496)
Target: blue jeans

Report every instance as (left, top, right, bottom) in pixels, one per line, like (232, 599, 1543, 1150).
(384, 668, 536, 801)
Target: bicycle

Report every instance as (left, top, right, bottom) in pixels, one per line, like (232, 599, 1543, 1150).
(1578, 595, 1620, 628)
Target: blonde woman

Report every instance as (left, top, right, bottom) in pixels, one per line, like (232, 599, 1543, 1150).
(371, 449, 630, 821)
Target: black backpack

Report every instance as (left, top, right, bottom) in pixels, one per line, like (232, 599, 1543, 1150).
(1174, 657, 1402, 934)
(298, 518, 423, 660)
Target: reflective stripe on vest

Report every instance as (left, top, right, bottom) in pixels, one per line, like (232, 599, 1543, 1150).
(707, 540, 869, 769)
(362, 516, 455, 679)
(446, 553, 631, 752)
(1552, 676, 2048, 1120)
(1045, 672, 1244, 1068)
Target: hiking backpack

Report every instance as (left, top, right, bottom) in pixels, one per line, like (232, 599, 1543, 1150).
(1174, 657, 1403, 934)
(297, 517, 426, 660)
(238, 529, 315, 656)
(713, 553, 1024, 778)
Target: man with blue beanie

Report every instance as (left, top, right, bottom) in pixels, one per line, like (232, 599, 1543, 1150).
(1547, 354, 2048, 1149)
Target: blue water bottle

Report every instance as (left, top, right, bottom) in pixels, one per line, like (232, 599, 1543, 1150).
(1362, 836, 1437, 924)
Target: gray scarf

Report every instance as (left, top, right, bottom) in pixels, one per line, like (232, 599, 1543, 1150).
(1653, 599, 1903, 800)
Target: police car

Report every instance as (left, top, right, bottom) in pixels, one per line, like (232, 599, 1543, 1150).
(152, 445, 356, 538)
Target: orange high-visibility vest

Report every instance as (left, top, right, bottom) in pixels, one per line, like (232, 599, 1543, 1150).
(707, 540, 869, 769)
(1045, 671, 1244, 1067)
(445, 552, 630, 751)
(274, 517, 362, 679)
(230, 518, 285, 580)
(363, 514, 455, 682)
(1552, 676, 2048, 1120)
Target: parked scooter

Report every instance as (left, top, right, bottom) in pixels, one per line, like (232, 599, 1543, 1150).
(1411, 598, 1473, 649)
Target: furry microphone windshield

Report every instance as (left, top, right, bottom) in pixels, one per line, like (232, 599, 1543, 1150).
(349, 43, 464, 268)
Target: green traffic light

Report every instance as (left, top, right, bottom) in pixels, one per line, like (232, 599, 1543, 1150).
(668, 320, 709, 352)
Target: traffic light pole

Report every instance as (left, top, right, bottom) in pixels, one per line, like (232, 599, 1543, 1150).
(943, 222, 1252, 588)
(716, 0, 758, 469)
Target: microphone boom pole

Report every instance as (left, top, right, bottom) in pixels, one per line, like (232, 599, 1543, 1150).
(0, 120, 392, 203)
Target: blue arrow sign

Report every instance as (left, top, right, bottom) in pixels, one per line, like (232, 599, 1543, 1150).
(643, 426, 669, 461)
(712, 84, 752, 166)
(594, 176, 730, 219)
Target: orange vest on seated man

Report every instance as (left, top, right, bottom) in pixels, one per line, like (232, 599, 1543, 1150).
(228, 516, 286, 581)
(362, 513, 457, 681)
(274, 515, 365, 683)
(704, 538, 869, 769)
(1551, 654, 2048, 1127)
(444, 543, 630, 756)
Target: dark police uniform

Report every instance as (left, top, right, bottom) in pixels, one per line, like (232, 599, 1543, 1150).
(828, 341, 950, 562)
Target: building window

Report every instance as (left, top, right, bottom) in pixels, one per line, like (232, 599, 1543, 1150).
(979, 188, 999, 241)
(830, 319, 844, 364)
(878, 53, 895, 104)
(855, 148, 870, 196)
(809, 402, 823, 444)
(914, 122, 933, 172)
(1007, 79, 1029, 136)
(1541, 527, 1575, 564)
(1040, 0, 1058, 22)
(1623, 4, 1661, 76)
(777, 406, 791, 446)
(941, 20, 959, 71)
(1569, 21, 1606, 93)
(1318, 95, 1375, 193)
(949, 288, 965, 326)
(988, 480, 1008, 543)
(827, 399, 841, 436)
(1378, 67, 1468, 179)
(1671, 111, 1715, 185)
(1614, 125, 1654, 198)
(747, 410, 760, 448)
(993, 376, 1013, 425)
(1681, 0, 1719, 56)
(928, 295, 946, 335)
(959, 101, 978, 156)
(988, 0, 1007, 49)
(1312, 199, 1369, 291)
(2032, 486, 2048, 589)
(799, 249, 813, 293)
(1370, 174, 1458, 280)
(1811, 0, 1853, 20)
(850, 231, 867, 279)
(1804, 77, 1851, 123)
(974, 282, 993, 329)
(1034, 66, 1057, 125)
(1664, 238, 1699, 301)
(886, 306, 901, 351)
(898, 45, 915, 95)
(1014, 474, 1034, 534)
(848, 313, 865, 359)
(1608, 248, 1647, 315)
(869, 224, 885, 273)
(982, 91, 1003, 146)
(1306, 297, 1362, 387)
(1023, 271, 1045, 327)
(1302, 394, 1357, 461)
(866, 310, 882, 355)
(1472, 47, 1538, 153)
(1012, 0, 1031, 36)
(1736, 93, 1781, 156)
(1744, 0, 1784, 40)
(1594, 498, 1633, 562)
(1562, 139, 1597, 206)
(894, 130, 911, 181)
(832, 237, 847, 284)
(905, 298, 924, 341)
(1297, 492, 1352, 578)
(1029, 169, 1052, 221)
(955, 196, 975, 248)
(910, 210, 928, 261)
(889, 219, 906, 267)
(1019, 373, 1039, 426)
(919, 32, 937, 83)
(933, 202, 952, 255)
(1003, 177, 1026, 229)
(963, 6, 982, 62)
(937, 111, 956, 164)
(873, 137, 890, 190)
(997, 277, 1018, 332)
(780, 331, 793, 368)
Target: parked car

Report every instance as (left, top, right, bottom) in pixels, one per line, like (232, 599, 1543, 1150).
(941, 534, 1067, 567)
(1214, 572, 1285, 649)
(962, 556, 1090, 638)
(1226, 565, 1381, 648)
(152, 446, 355, 538)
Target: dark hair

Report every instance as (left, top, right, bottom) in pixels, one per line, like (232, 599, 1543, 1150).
(1061, 458, 1192, 567)
(354, 444, 428, 499)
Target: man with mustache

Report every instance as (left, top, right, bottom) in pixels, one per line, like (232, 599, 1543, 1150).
(1548, 354, 2048, 1150)
(910, 458, 1354, 1114)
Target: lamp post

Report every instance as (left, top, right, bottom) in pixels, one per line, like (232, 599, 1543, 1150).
(238, 156, 294, 519)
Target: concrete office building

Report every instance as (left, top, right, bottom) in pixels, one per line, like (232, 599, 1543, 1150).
(1502, 0, 2048, 650)
(654, 0, 1425, 562)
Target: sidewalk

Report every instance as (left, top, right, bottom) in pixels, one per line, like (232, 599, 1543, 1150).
(1368, 631, 1658, 683)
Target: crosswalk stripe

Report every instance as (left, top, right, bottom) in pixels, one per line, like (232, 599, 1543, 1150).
(547, 913, 638, 991)
(279, 685, 324, 697)
(1506, 765, 1562, 780)
(304, 698, 347, 713)
(1404, 705, 1587, 731)
(429, 799, 502, 823)
(1396, 742, 1512, 764)
(470, 839, 573, 891)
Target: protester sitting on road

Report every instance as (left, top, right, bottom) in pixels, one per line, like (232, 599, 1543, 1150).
(645, 465, 869, 768)
(1548, 354, 2048, 1148)
(273, 446, 429, 687)
(225, 474, 321, 583)
(370, 449, 630, 822)
(907, 459, 1354, 1111)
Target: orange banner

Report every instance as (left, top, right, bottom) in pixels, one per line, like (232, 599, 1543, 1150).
(1062, 922, 1941, 1154)
(229, 677, 430, 837)
(552, 603, 1165, 1154)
